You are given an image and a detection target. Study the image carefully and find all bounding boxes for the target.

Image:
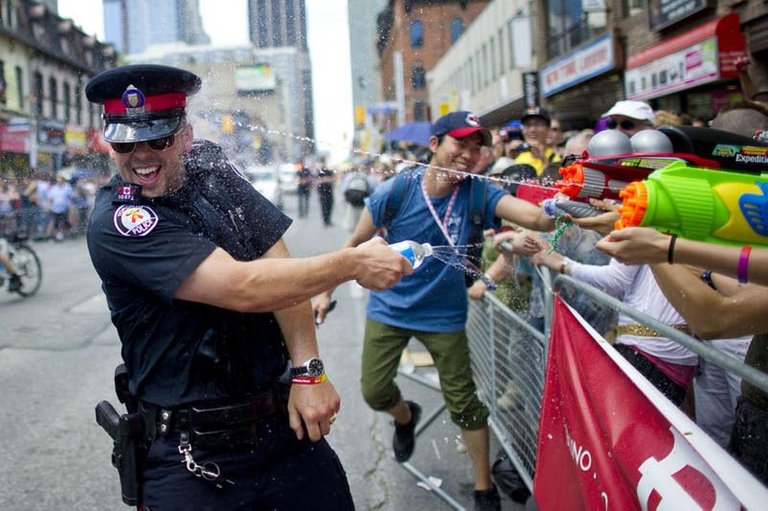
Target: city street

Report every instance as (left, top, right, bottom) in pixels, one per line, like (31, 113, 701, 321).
(0, 188, 508, 510)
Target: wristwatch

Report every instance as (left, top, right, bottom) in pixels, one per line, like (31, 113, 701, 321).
(290, 357, 325, 378)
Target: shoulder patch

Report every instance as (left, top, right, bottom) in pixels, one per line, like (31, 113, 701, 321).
(113, 205, 159, 237)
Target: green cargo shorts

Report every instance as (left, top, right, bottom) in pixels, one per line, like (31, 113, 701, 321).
(360, 318, 489, 431)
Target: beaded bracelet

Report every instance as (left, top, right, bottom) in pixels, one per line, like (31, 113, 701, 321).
(738, 246, 752, 284)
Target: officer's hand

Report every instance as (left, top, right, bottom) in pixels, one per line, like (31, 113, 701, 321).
(288, 380, 341, 442)
(313, 292, 334, 326)
(353, 238, 412, 290)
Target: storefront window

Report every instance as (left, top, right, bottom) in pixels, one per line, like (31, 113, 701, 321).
(547, 0, 606, 59)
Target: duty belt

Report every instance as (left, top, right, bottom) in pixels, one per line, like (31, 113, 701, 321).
(141, 387, 280, 448)
(616, 323, 690, 338)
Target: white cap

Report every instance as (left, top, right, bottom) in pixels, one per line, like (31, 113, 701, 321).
(489, 157, 515, 176)
(603, 100, 655, 124)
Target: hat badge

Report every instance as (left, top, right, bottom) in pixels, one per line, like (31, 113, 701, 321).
(465, 113, 480, 127)
(121, 85, 146, 114)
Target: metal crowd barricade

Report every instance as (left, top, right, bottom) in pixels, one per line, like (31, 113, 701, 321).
(466, 268, 768, 496)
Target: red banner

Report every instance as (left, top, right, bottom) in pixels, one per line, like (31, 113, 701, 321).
(0, 122, 29, 153)
(533, 298, 767, 510)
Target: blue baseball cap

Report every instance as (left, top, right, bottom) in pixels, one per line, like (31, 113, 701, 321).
(430, 111, 492, 147)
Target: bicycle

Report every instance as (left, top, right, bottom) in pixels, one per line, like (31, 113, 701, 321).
(0, 232, 42, 297)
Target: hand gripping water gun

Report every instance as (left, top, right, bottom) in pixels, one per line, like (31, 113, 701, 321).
(556, 127, 723, 202)
(616, 132, 768, 247)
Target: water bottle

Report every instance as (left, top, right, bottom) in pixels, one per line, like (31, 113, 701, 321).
(389, 240, 433, 269)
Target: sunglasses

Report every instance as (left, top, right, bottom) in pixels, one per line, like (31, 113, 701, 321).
(110, 134, 176, 154)
(607, 119, 638, 131)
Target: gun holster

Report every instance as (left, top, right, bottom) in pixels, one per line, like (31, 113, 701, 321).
(94, 364, 147, 506)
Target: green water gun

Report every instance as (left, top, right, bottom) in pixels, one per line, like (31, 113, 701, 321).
(617, 160, 768, 247)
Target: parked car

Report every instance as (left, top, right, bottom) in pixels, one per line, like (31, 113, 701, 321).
(277, 163, 300, 196)
(246, 166, 281, 208)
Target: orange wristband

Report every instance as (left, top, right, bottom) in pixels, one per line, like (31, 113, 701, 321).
(291, 373, 328, 385)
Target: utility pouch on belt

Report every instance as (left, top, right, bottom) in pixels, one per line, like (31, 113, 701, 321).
(94, 364, 146, 506)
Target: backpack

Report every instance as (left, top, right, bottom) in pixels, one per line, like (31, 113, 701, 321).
(383, 167, 488, 287)
(344, 172, 371, 206)
(491, 449, 532, 504)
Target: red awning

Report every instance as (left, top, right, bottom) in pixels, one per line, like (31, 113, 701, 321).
(626, 13, 745, 75)
(86, 127, 111, 154)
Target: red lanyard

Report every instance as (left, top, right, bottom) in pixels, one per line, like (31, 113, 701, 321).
(421, 177, 459, 247)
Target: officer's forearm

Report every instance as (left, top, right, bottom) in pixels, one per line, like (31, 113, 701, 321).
(175, 247, 364, 313)
(273, 302, 320, 364)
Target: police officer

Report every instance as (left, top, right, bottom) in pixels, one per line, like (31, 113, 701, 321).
(86, 64, 410, 510)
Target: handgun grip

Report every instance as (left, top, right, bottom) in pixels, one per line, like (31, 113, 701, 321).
(95, 400, 120, 440)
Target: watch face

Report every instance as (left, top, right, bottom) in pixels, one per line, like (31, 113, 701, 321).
(307, 358, 325, 377)
(291, 358, 325, 377)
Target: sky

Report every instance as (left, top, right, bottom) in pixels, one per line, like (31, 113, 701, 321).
(58, 0, 353, 163)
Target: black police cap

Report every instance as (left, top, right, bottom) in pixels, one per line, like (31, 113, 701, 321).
(85, 64, 201, 144)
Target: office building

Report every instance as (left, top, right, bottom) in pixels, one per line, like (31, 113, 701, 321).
(247, 0, 307, 50)
(103, 0, 210, 55)
(247, 0, 314, 147)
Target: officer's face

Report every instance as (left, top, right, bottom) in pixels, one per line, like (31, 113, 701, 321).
(110, 123, 194, 197)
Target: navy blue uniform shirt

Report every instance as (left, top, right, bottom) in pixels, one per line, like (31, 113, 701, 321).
(87, 140, 292, 407)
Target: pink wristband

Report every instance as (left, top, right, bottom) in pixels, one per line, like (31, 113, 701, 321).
(738, 246, 752, 283)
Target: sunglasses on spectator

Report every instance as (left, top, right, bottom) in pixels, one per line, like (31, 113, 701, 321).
(607, 119, 639, 130)
(110, 134, 176, 154)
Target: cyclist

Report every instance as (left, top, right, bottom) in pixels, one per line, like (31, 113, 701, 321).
(0, 250, 22, 292)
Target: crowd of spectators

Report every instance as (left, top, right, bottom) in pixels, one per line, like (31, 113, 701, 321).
(336, 96, 768, 492)
(0, 171, 102, 242)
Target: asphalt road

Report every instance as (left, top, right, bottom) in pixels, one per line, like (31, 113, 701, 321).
(0, 187, 514, 510)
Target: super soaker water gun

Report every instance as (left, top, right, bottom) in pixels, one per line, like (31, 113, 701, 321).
(616, 129, 768, 247)
(556, 127, 722, 202)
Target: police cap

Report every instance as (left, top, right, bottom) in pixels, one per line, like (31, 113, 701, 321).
(85, 64, 201, 144)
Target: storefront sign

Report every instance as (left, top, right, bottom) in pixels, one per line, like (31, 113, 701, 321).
(38, 118, 65, 152)
(540, 33, 616, 97)
(648, 0, 713, 31)
(625, 14, 746, 101)
(65, 125, 87, 154)
(626, 38, 717, 100)
(0, 121, 29, 153)
(522, 72, 539, 109)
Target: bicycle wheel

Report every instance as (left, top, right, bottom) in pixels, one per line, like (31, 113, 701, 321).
(9, 243, 42, 297)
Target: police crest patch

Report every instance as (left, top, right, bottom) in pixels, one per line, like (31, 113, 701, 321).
(121, 85, 146, 114)
(114, 205, 159, 237)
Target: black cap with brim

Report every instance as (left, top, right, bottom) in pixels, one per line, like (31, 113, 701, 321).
(521, 108, 551, 126)
(86, 64, 201, 143)
(103, 117, 185, 144)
